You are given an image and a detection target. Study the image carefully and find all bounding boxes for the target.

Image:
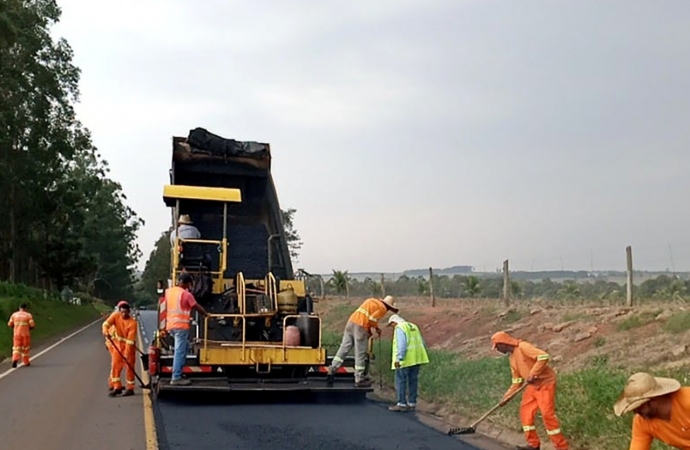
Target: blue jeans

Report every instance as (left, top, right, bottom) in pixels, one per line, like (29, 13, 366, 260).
(395, 365, 420, 406)
(169, 328, 190, 380)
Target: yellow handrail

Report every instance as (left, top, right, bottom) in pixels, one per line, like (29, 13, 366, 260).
(203, 313, 247, 361)
(236, 272, 246, 314)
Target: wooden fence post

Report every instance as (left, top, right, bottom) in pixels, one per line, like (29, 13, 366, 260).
(429, 267, 436, 307)
(503, 259, 510, 307)
(380, 273, 386, 297)
(626, 246, 633, 307)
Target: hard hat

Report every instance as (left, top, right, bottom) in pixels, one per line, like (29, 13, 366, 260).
(388, 314, 405, 326)
(116, 300, 130, 309)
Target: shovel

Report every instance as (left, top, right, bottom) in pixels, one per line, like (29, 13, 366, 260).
(447, 383, 527, 436)
(106, 335, 152, 389)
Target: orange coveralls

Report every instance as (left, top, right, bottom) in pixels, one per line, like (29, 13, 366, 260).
(8, 310, 35, 365)
(628, 387, 690, 449)
(102, 312, 138, 390)
(495, 332, 569, 450)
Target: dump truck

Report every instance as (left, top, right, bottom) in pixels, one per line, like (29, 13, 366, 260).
(147, 128, 373, 396)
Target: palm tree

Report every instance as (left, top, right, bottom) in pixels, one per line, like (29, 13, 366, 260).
(330, 270, 350, 298)
(463, 275, 481, 297)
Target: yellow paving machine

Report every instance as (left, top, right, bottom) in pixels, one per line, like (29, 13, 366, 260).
(147, 128, 372, 396)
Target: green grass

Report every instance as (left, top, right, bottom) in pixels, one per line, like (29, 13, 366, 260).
(663, 311, 690, 334)
(562, 312, 587, 322)
(356, 334, 679, 450)
(0, 292, 103, 360)
(502, 309, 524, 324)
(593, 336, 606, 348)
(616, 311, 656, 331)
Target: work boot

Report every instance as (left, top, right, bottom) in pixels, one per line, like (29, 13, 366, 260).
(108, 388, 123, 397)
(170, 378, 192, 386)
(355, 379, 372, 388)
(407, 403, 416, 411)
(388, 404, 409, 412)
(122, 389, 135, 397)
(11, 361, 17, 368)
(515, 445, 540, 450)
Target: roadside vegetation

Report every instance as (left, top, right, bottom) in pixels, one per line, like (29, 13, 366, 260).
(0, 0, 142, 304)
(319, 296, 686, 450)
(0, 282, 106, 361)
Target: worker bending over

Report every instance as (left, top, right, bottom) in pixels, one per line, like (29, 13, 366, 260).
(492, 331, 569, 450)
(327, 295, 398, 388)
(614, 372, 690, 449)
(388, 314, 429, 412)
(102, 301, 138, 397)
(8, 303, 35, 368)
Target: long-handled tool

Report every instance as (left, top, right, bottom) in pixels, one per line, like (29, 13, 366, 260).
(106, 335, 151, 389)
(447, 383, 527, 436)
(377, 337, 383, 389)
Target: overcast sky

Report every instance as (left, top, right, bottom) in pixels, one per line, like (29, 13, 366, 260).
(52, 0, 690, 274)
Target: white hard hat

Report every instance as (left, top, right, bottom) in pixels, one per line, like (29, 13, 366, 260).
(388, 314, 405, 326)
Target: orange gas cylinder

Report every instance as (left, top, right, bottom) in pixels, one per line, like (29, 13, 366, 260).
(284, 325, 301, 347)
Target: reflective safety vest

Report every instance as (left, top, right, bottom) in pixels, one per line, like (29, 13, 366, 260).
(165, 286, 192, 331)
(392, 321, 430, 369)
(349, 298, 387, 331)
(8, 311, 35, 338)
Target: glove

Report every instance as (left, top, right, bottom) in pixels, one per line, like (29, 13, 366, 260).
(394, 361, 401, 369)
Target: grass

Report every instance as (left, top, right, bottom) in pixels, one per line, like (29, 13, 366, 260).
(593, 336, 606, 348)
(616, 311, 656, 331)
(0, 293, 103, 361)
(324, 320, 678, 450)
(663, 311, 690, 334)
(562, 312, 587, 322)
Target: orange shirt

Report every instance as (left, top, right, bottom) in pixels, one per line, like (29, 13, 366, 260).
(503, 340, 556, 398)
(349, 298, 388, 331)
(102, 312, 138, 354)
(629, 388, 690, 450)
(8, 311, 35, 337)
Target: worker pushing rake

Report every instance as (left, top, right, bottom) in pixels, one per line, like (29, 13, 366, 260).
(449, 331, 570, 450)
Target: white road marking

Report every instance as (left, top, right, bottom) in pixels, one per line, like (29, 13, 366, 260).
(0, 318, 101, 381)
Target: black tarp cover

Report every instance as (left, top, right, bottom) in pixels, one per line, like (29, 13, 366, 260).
(187, 128, 270, 160)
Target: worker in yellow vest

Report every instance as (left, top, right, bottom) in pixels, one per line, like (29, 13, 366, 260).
(388, 314, 429, 412)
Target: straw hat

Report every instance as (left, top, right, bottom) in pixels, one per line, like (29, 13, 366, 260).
(178, 214, 193, 225)
(388, 314, 405, 326)
(381, 295, 399, 313)
(613, 372, 681, 416)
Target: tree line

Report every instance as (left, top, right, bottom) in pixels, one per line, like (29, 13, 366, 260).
(0, 0, 142, 301)
(320, 270, 690, 302)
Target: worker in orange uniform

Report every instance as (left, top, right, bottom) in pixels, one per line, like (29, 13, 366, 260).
(102, 301, 138, 397)
(8, 303, 35, 368)
(492, 331, 569, 450)
(327, 295, 398, 387)
(614, 372, 690, 449)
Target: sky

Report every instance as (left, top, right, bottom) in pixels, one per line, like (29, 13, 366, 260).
(51, 0, 690, 274)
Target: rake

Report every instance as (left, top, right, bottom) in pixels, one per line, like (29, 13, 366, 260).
(447, 383, 527, 435)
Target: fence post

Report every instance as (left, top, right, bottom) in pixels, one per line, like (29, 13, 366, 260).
(626, 246, 633, 307)
(380, 273, 386, 297)
(429, 267, 436, 307)
(503, 259, 510, 307)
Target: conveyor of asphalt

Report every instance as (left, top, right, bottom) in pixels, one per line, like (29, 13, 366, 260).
(0, 319, 147, 450)
(138, 311, 485, 450)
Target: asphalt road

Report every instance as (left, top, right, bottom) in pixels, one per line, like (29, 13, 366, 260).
(0, 319, 147, 450)
(138, 311, 482, 450)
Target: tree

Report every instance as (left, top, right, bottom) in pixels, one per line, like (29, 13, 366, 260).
(463, 275, 482, 297)
(0, 1, 141, 299)
(330, 270, 349, 296)
(281, 208, 302, 262)
(137, 230, 172, 304)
